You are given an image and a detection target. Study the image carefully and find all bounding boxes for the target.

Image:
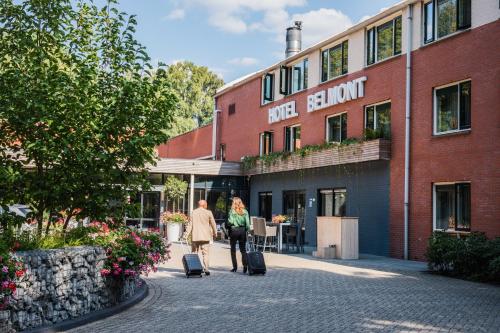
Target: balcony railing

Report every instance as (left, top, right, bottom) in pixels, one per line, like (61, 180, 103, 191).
(244, 139, 391, 176)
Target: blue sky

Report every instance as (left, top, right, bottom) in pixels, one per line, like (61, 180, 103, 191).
(116, 0, 401, 82)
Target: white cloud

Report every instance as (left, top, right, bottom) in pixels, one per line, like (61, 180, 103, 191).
(358, 15, 372, 23)
(291, 8, 353, 47)
(166, 8, 185, 20)
(177, 0, 306, 34)
(228, 57, 259, 66)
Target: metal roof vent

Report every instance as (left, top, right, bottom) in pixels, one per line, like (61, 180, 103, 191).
(285, 21, 302, 58)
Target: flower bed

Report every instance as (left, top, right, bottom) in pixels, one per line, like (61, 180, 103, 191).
(0, 221, 171, 331)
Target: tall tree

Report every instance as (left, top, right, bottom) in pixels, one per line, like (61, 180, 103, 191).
(165, 61, 224, 137)
(0, 0, 177, 235)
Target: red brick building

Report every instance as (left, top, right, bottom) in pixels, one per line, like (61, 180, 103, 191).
(158, 0, 500, 260)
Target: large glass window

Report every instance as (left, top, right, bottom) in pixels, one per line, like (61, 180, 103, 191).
(259, 132, 273, 156)
(434, 183, 471, 231)
(318, 189, 346, 217)
(321, 41, 348, 82)
(258, 192, 272, 221)
(365, 102, 391, 139)
(327, 113, 347, 143)
(434, 80, 471, 134)
(280, 58, 308, 95)
(262, 73, 274, 104)
(367, 16, 402, 65)
(424, 0, 471, 44)
(284, 125, 301, 152)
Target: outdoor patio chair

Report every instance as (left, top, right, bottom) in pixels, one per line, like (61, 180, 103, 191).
(254, 218, 277, 252)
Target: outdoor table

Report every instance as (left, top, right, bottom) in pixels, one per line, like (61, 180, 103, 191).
(266, 222, 291, 253)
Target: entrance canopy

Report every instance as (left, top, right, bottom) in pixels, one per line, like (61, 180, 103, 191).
(148, 158, 243, 176)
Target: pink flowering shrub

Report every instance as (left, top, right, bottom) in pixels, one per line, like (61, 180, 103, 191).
(0, 252, 25, 310)
(95, 227, 171, 280)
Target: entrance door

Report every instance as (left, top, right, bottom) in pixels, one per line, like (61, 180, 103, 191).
(283, 190, 306, 225)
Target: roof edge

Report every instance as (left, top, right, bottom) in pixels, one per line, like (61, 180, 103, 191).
(215, 0, 415, 98)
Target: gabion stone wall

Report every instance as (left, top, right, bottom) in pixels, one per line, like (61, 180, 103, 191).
(0, 246, 140, 331)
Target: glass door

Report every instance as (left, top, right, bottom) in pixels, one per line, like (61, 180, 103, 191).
(283, 190, 305, 224)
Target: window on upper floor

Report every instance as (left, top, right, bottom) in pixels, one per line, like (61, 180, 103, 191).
(434, 80, 471, 135)
(424, 0, 471, 44)
(326, 113, 347, 143)
(228, 103, 236, 115)
(280, 58, 308, 95)
(262, 73, 274, 104)
(365, 101, 391, 139)
(321, 41, 349, 82)
(366, 16, 402, 65)
(434, 182, 471, 232)
(284, 125, 301, 152)
(259, 131, 273, 156)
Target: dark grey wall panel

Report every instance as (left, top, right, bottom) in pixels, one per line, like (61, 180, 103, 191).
(249, 160, 390, 256)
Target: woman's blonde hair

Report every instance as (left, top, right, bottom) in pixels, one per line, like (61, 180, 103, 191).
(231, 197, 245, 215)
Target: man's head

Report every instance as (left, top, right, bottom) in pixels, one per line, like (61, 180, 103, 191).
(198, 200, 208, 209)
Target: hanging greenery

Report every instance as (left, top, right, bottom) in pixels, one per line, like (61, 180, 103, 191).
(242, 137, 367, 171)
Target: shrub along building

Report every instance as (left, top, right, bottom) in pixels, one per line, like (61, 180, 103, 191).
(153, 0, 500, 260)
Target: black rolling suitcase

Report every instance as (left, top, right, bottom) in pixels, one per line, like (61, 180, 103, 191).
(181, 240, 203, 278)
(246, 242, 266, 276)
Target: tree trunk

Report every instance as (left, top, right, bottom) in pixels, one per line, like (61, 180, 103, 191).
(62, 212, 74, 232)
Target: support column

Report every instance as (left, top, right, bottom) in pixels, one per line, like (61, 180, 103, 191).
(189, 174, 195, 217)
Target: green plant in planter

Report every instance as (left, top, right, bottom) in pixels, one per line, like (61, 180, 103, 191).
(163, 176, 188, 211)
(160, 211, 189, 224)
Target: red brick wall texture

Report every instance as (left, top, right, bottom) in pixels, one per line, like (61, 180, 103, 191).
(158, 21, 500, 260)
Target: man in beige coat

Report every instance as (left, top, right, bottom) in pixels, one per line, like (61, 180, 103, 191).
(183, 200, 217, 275)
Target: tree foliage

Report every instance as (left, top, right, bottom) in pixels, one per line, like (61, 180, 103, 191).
(165, 61, 224, 137)
(0, 0, 177, 235)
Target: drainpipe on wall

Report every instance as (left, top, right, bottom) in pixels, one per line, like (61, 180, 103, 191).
(211, 97, 221, 160)
(404, 4, 413, 260)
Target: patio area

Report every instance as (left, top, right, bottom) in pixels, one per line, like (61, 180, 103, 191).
(67, 242, 500, 333)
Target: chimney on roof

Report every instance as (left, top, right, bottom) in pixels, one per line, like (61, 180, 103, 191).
(285, 21, 302, 58)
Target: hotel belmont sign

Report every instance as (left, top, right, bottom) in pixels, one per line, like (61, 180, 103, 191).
(268, 76, 367, 124)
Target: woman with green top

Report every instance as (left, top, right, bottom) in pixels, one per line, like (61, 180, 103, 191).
(227, 197, 250, 273)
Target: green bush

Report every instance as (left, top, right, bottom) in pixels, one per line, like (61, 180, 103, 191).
(426, 231, 500, 282)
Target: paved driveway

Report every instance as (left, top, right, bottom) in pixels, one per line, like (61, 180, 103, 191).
(68, 242, 500, 333)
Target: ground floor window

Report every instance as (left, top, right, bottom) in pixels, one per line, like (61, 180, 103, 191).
(318, 188, 346, 217)
(434, 182, 471, 231)
(258, 192, 272, 221)
(283, 190, 306, 224)
(326, 113, 347, 143)
(284, 125, 301, 152)
(365, 101, 391, 139)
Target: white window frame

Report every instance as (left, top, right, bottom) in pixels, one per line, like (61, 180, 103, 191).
(259, 132, 273, 156)
(284, 57, 308, 95)
(320, 40, 349, 83)
(365, 13, 402, 66)
(285, 124, 301, 152)
(432, 181, 471, 232)
(326, 112, 347, 143)
(364, 100, 391, 130)
(433, 79, 471, 136)
(422, 0, 472, 46)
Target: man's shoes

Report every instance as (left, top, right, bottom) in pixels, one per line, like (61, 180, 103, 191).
(243, 266, 248, 274)
(230, 268, 237, 273)
(204, 270, 210, 276)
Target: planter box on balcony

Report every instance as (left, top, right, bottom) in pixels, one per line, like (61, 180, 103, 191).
(245, 139, 391, 176)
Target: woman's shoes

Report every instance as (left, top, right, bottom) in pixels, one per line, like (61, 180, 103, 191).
(243, 266, 248, 274)
(230, 268, 237, 273)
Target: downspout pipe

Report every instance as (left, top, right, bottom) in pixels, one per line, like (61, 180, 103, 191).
(211, 97, 221, 160)
(404, 4, 413, 260)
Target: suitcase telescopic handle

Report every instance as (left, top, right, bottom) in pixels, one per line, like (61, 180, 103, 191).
(180, 238, 191, 255)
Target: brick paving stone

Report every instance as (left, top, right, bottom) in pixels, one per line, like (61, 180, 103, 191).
(66, 242, 500, 333)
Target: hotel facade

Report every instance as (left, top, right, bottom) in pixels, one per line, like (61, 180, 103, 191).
(152, 0, 500, 260)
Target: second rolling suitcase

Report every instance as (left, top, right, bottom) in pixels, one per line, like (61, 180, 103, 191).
(246, 245, 266, 275)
